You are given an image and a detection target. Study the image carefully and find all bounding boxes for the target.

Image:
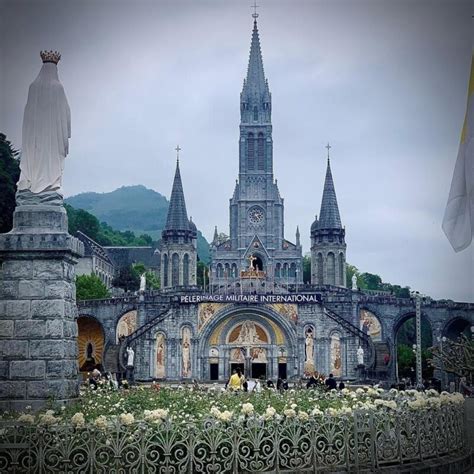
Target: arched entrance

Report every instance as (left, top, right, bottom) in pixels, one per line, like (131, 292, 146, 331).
(116, 310, 137, 343)
(444, 317, 472, 340)
(199, 305, 297, 382)
(394, 313, 433, 383)
(77, 316, 105, 374)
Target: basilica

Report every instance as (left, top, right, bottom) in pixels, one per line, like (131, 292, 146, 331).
(76, 14, 473, 384)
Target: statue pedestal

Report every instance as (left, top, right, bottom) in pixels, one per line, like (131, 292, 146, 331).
(356, 364, 366, 382)
(0, 204, 83, 411)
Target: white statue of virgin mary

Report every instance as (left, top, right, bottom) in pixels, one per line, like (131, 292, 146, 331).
(16, 51, 71, 203)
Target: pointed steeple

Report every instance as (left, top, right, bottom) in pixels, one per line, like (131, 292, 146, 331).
(296, 226, 301, 247)
(213, 226, 218, 244)
(244, 19, 266, 94)
(318, 155, 342, 230)
(240, 15, 271, 124)
(164, 158, 190, 232)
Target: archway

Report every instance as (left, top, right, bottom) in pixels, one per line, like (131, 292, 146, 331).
(394, 313, 433, 383)
(254, 255, 264, 271)
(444, 317, 472, 340)
(116, 310, 137, 343)
(199, 305, 297, 382)
(77, 316, 105, 374)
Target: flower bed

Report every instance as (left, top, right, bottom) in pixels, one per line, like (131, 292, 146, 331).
(0, 387, 467, 472)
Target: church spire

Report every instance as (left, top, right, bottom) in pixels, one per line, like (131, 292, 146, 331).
(164, 154, 190, 232)
(318, 145, 342, 229)
(240, 11, 271, 124)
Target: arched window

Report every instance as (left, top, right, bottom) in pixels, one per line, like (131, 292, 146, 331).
(217, 263, 223, 278)
(317, 253, 323, 284)
(163, 254, 168, 287)
(224, 263, 230, 278)
(289, 263, 296, 277)
(327, 252, 335, 285)
(338, 253, 345, 286)
(283, 263, 288, 277)
(257, 133, 265, 170)
(172, 253, 179, 287)
(183, 253, 189, 286)
(253, 106, 258, 121)
(275, 263, 281, 277)
(247, 132, 255, 170)
(231, 263, 238, 278)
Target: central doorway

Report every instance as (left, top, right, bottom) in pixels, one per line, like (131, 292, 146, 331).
(251, 363, 267, 379)
(230, 363, 245, 375)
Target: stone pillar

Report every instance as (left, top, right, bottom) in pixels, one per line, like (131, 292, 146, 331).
(0, 204, 83, 411)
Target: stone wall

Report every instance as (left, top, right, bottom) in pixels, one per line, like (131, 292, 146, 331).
(0, 205, 83, 411)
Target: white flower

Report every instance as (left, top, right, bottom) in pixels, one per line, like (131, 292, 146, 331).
(218, 410, 233, 422)
(94, 415, 108, 430)
(283, 408, 296, 418)
(119, 413, 135, 426)
(241, 403, 254, 415)
(71, 412, 85, 428)
(298, 411, 309, 421)
(290, 403, 297, 409)
(311, 407, 323, 416)
(356, 388, 365, 395)
(144, 409, 168, 422)
(18, 414, 35, 424)
(38, 413, 58, 426)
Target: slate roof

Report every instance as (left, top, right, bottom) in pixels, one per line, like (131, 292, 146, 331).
(164, 160, 190, 232)
(318, 159, 342, 229)
(75, 231, 113, 265)
(104, 246, 160, 271)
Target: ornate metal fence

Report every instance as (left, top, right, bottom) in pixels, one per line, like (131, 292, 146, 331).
(0, 406, 466, 473)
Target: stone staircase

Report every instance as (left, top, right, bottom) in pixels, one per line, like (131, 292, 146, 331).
(372, 341, 391, 377)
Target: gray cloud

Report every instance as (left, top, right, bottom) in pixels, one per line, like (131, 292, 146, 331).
(1, 0, 472, 301)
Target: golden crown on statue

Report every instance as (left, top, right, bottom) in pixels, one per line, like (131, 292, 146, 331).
(40, 50, 61, 64)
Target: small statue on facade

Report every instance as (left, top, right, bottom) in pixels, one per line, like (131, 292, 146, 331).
(139, 273, 146, 293)
(352, 274, 357, 291)
(125, 346, 135, 384)
(357, 345, 364, 366)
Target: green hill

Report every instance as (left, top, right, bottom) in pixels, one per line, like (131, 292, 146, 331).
(65, 185, 210, 263)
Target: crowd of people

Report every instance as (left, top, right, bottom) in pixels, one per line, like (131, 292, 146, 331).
(224, 368, 347, 393)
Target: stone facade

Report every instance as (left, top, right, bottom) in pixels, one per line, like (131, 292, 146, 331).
(0, 204, 83, 410)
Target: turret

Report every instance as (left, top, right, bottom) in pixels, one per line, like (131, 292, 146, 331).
(159, 148, 197, 288)
(311, 145, 347, 287)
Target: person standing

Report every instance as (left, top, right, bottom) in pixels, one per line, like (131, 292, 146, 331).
(228, 368, 243, 391)
(325, 373, 337, 390)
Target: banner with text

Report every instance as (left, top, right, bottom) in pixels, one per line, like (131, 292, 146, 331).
(179, 293, 322, 304)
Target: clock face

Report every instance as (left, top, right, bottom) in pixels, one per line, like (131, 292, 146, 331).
(248, 206, 264, 225)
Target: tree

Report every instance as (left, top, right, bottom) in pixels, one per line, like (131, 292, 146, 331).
(132, 262, 160, 290)
(302, 255, 311, 284)
(113, 265, 140, 292)
(76, 274, 110, 301)
(197, 260, 209, 289)
(429, 334, 474, 383)
(360, 272, 383, 290)
(0, 133, 20, 233)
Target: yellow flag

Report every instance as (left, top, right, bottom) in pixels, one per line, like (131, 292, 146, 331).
(442, 55, 474, 252)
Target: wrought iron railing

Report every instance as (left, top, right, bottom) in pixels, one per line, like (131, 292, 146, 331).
(0, 405, 467, 473)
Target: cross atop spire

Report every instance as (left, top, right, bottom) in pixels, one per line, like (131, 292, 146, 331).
(326, 142, 331, 161)
(175, 144, 181, 162)
(251, 1, 259, 19)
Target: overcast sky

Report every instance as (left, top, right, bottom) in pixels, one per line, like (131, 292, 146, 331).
(1, 0, 472, 302)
